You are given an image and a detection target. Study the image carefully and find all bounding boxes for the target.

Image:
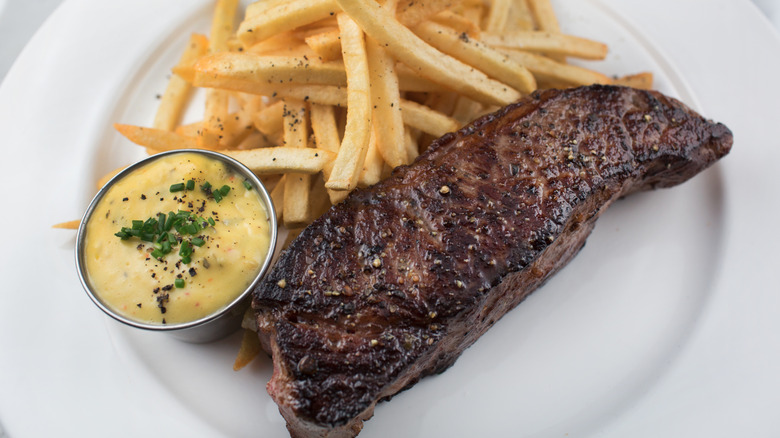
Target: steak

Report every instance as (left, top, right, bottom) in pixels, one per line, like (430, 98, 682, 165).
(252, 85, 732, 437)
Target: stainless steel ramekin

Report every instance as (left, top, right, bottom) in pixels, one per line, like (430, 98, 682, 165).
(75, 149, 277, 343)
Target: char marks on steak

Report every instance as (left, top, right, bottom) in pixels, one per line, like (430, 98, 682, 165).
(252, 85, 732, 437)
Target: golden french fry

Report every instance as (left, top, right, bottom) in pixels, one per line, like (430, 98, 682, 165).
(244, 31, 301, 55)
(414, 21, 536, 94)
(508, 0, 538, 31)
(223, 147, 335, 175)
(200, 0, 240, 149)
(237, 131, 275, 149)
(195, 52, 347, 88)
(451, 95, 483, 125)
(395, 63, 449, 93)
(484, 0, 512, 34)
(269, 174, 286, 221)
(431, 10, 481, 38)
(310, 103, 341, 152)
(115, 123, 201, 151)
(238, 0, 339, 48)
(400, 99, 460, 137)
(245, 0, 289, 19)
(252, 100, 285, 135)
(404, 127, 420, 162)
(233, 329, 263, 371)
(397, 0, 463, 28)
(366, 36, 407, 168)
(500, 49, 611, 86)
(52, 220, 81, 230)
(481, 31, 608, 60)
(612, 72, 654, 89)
(211, 0, 240, 53)
(153, 34, 209, 131)
(358, 127, 383, 187)
(305, 29, 343, 62)
(175, 120, 202, 137)
(335, 0, 519, 106)
(325, 14, 372, 191)
(526, 0, 564, 61)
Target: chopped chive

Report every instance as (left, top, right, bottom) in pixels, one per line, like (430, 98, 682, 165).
(242, 180, 252, 190)
(207, 217, 215, 226)
(219, 185, 231, 196)
(175, 278, 185, 288)
(170, 183, 185, 192)
(191, 237, 205, 247)
(132, 220, 144, 230)
(212, 190, 223, 203)
(186, 180, 195, 190)
(151, 249, 164, 259)
(181, 256, 192, 265)
(114, 231, 130, 239)
(201, 181, 212, 194)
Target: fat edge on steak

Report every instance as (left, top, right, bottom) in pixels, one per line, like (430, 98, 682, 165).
(252, 85, 733, 437)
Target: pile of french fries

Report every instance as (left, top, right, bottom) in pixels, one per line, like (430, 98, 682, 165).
(102, 0, 652, 238)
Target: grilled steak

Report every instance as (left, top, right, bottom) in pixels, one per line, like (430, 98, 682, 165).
(252, 85, 732, 437)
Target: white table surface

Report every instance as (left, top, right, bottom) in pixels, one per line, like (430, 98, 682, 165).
(0, 1, 777, 437)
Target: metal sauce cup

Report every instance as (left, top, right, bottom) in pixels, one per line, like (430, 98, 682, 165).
(75, 149, 277, 343)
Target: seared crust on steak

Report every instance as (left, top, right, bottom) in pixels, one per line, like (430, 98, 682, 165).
(252, 85, 733, 437)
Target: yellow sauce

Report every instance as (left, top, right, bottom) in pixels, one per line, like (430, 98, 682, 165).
(84, 152, 271, 325)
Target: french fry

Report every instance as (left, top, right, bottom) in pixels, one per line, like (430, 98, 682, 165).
(400, 99, 460, 138)
(507, 0, 536, 31)
(310, 103, 341, 152)
(153, 34, 209, 132)
(114, 123, 200, 151)
(252, 100, 285, 135)
(195, 53, 347, 90)
(223, 147, 335, 175)
(612, 72, 654, 89)
(244, 31, 301, 56)
(481, 31, 608, 60)
(483, 0, 511, 34)
(281, 99, 312, 227)
(526, 0, 564, 61)
(404, 126, 420, 162)
(500, 49, 611, 86)
(451, 96, 483, 125)
(52, 220, 81, 230)
(527, 0, 560, 33)
(238, 0, 340, 48)
(269, 174, 286, 221)
(413, 21, 536, 94)
(200, 0, 240, 149)
(211, 0, 240, 53)
(305, 29, 343, 62)
(431, 10, 481, 38)
(366, 36, 407, 168)
(325, 14, 372, 191)
(335, 0, 520, 106)
(397, 0, 463, 28)
(395, 63, 449, 93)
(358, 127, 383, 187)
(233, 329, 262, 371)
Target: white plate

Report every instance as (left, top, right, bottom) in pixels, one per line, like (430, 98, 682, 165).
(1, 0, 779, 437)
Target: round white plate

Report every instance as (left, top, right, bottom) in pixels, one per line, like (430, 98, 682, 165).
(1, 0, 779, 437)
